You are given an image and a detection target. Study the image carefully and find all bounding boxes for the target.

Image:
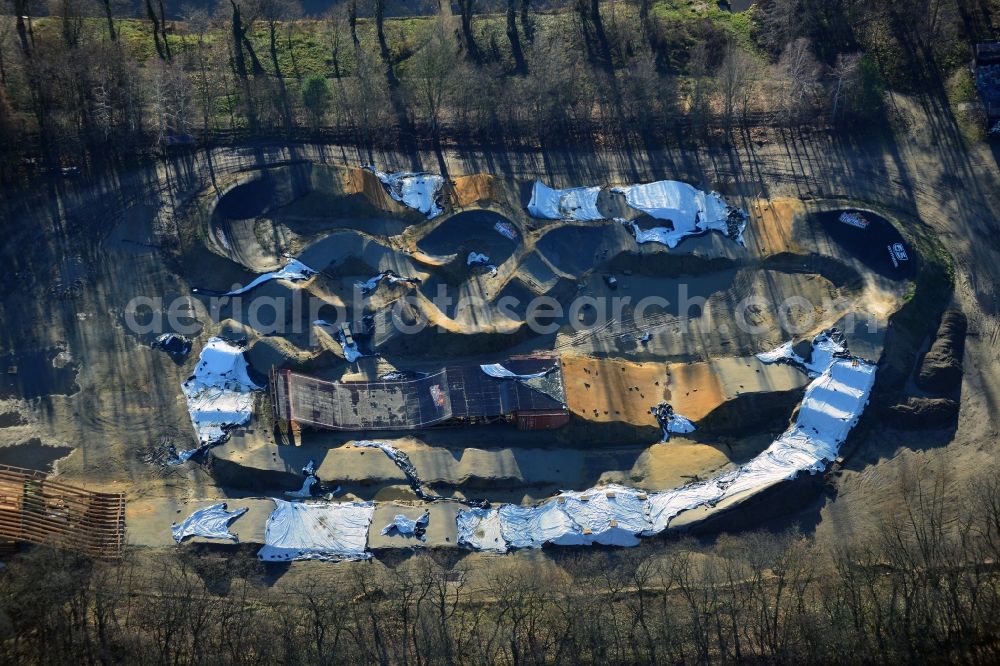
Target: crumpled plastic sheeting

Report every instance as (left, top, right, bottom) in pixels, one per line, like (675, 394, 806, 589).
(457, 336, 877, 549)
(455, 485, 653, 551)
(258, 499, 375, 562)
(365, 166, 444, 218)
(172, 503, 248, 543)
(467, 252, 490, 265)
(756, 331, 848, 377)
(192, 259, 316, 296)
(356, 270, 421, 296)
(456, 507, 507, 552)
(381, 513, 429, 539)
(526, 180, 603, 221)
(480, 363, 553, 380)
(180, 337, 261, 447)
(613, 181, 747, 248)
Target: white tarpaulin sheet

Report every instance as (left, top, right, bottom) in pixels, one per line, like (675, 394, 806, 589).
(613, 181, 747, 248)
(365, 166, 444, 218)
(457, 333, 876, 549)
(193, 259, 316, 296)
(180, 337, 261, 447)
(526, 180, 603, 221)
(666, 413, 696, 435)
(258, 499, 374, 562)
(480, 363, 552, 380)
(356, 270, 421, 296)
(380, 513, 428, 539)
(755, 332, 847, 377)
(456, 507, 507, 552)
(172, 503, 248, 543)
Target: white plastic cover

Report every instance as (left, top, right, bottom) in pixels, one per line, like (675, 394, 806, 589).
(258, 499, 375, 562)
(666, 413, 696, 435)
(194, 259, 316, 296)
(480, 363, 552, 380)
(613, 181, 747, 248)
(456, 507, 507, 552)
(181, 337, 261, 446)
(756, 332, 847, 377)
(380, 513, 428, 538)
(526, 180, 603, 221)
(356, 271, 420, 296)
(365, 166, 444, 218)
(172, 503, 248, 543)
(467, 252, 490, 265)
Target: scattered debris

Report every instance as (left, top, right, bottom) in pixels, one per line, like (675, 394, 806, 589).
(650, 402, 696, 441)
(152, 333, 192, 361)
(378, 369, 427, 381)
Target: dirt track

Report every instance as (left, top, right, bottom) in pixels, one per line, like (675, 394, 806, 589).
(1, 93, 998, 560)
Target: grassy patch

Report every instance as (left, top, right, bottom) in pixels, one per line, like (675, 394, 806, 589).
(945, 67, 986, 142)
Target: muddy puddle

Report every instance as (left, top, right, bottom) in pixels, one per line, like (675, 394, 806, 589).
(0, 347, 80, 399)
(0, 439, 74, 472)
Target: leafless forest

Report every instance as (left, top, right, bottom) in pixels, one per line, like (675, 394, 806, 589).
(1, 471, 999, 664)
(0, 0, 994, 176)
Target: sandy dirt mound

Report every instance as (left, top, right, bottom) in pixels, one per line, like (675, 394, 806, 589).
(916, 310, 967, 393)
(345, 167, 411, 215)
(449, 174, 495, 208)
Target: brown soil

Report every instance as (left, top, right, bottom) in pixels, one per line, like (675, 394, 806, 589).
(449, 174, 495, 208)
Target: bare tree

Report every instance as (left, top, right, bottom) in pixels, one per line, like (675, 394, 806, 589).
(405, 18, 456, 136)
(777, 37, 822, 122)
(829, 52, 861, 122)
(717, 41, 759, 135)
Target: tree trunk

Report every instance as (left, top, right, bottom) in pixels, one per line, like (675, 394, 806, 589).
(99, 0, 116, 41)
(230, 1, 258, 130)
(459, 0, 480, 62)
(375, 0, 390, 62)
(269, 23, 282, 77)
(145, 0, 166, 60)
(157, 0, 171, 60)
(349, 0, 359, 48)
(520, 0, 534, 42)
(506, 0, 526, 73)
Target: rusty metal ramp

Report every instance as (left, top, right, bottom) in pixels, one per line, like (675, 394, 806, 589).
(0, 464, 126, 559)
